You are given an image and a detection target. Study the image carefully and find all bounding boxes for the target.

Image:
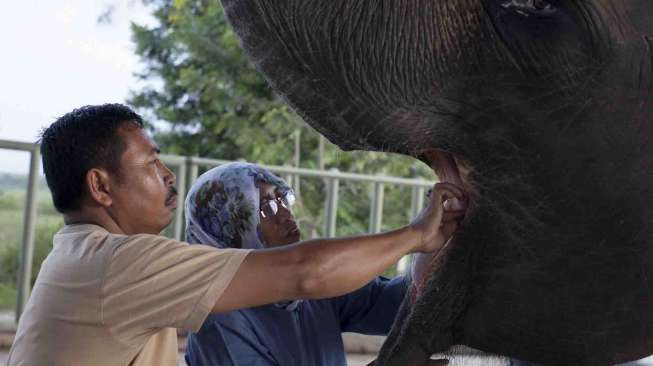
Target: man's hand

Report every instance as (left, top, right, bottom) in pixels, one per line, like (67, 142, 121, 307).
(410, 182, 467, 253)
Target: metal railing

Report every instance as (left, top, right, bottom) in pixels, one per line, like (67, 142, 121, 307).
(0, 139, 40, 325)
(161, 155, 434, 240)
(1, 139, 434, 322)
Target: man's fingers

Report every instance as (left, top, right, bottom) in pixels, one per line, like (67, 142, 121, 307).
(442, 210, 465, 222)
(443, 197, 468, 211)
(431, 182, 465, 201)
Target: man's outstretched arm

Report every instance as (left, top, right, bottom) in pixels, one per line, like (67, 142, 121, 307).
(212, 183, 466, 313)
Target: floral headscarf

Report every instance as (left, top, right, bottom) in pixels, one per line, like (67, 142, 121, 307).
(185, 162, 302, 310)
(185, 162, 291, 249)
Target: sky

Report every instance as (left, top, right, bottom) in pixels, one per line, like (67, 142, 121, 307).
(0, 0, 155, 174)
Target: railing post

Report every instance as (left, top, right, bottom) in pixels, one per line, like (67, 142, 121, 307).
(292, 175, 301, 198)
(283, 172, 293, 189)
(172, 161, 187, 241)
(188, 157, 199, 189)
(318, 135, 325, 170)
(398, 185, 427, 276)
(368, 182, 385, 234)
(293, 130, 301, 197)
(410, 186, 426, 219)
(324, 171, 339, 237)
(16, 146, 40, 323)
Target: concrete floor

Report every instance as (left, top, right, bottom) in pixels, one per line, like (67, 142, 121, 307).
(2, 308, 652, 366)
(1, 311, 379, 365)
(1, 351, 376, 366)
(5, 350, 653, 365)
(179, 353, 376, 366)
(176, 352, 376, 366)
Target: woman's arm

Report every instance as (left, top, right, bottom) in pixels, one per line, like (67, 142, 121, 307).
(333, 276, 408, 335)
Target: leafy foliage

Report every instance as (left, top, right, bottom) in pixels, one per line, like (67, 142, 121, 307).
(130, 0, 303, 163)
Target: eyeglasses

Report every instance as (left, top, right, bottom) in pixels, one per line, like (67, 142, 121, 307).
(260, 191, 296, 218)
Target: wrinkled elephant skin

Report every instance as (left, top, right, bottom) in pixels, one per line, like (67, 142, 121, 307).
(219, 1, 653, 365)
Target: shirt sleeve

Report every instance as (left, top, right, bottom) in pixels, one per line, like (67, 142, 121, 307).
(101, 234, 250, 345)
(185, 313, 279, 366)
(332, 276, 408, 335)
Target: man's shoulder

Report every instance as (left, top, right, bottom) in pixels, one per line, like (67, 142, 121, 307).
(43, 224, 116, 274)
(53, 224, 116, 255)
(49, 224, 191, 274)
(106, 233, 248, 277)
(110, 231, 177, 251)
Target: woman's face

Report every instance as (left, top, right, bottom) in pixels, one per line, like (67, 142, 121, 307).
(258, 183, 301, 247)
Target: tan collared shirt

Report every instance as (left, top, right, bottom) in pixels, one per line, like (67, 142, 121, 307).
(7, 224, 250, 366)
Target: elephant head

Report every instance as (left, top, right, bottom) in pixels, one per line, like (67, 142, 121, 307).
(219, 1, 653, 364)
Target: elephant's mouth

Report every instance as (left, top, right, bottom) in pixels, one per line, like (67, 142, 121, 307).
(409, 149, 474, 303)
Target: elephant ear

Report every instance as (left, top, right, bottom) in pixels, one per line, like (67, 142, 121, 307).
(219, 0, 478, 154)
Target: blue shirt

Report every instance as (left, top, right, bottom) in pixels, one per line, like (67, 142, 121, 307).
(185, 276, 408, 366)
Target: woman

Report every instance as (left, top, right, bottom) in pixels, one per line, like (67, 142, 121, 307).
(184, 162, 410, 366)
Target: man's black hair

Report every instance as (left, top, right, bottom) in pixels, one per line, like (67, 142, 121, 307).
(39, 103, 144, 213)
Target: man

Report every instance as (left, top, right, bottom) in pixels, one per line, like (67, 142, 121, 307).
(7, 104, 465, 366)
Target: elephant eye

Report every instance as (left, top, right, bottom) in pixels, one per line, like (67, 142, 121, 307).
(501, 0, 557, 17)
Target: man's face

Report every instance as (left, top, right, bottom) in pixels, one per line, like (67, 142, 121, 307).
(258, 183, 301, 247)
(107, 126, 177, 235)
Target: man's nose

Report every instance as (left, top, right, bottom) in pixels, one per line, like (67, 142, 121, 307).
(161, 161, 176, 186)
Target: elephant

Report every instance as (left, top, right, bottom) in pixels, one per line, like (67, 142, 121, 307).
(218, 1, 653, 365)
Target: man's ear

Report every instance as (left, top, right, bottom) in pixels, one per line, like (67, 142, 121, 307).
(86, 168, 113, 207)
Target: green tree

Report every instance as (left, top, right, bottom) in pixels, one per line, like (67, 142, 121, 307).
(130, 0, 305, 163)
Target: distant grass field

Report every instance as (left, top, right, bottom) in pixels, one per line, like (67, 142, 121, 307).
(0, 207, 63, 249)
(0, 178, 181, 310)
(0, 283, 17, 310)
(0, 185, 63, 310)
